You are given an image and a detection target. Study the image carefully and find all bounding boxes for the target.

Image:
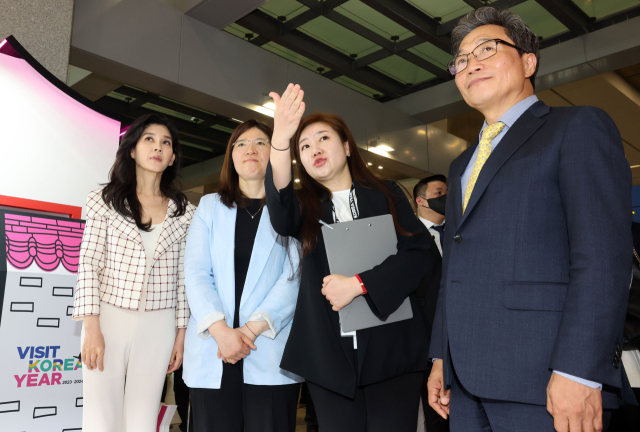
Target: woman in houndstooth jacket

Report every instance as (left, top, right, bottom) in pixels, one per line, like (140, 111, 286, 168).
(73, 113, 196, 432)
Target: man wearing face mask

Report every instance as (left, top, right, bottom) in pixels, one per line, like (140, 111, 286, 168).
(413, 175, 450, 432)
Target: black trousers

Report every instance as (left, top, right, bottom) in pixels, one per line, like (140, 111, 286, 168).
(307, 371, 423, 432)
(607, 388, 640, 431)
(421, 364, 450, 432)
(174, 365, 194, 432)
(190, 361, 300, 432)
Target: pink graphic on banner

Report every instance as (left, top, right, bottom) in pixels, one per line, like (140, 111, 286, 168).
(5, 214, 85, 273)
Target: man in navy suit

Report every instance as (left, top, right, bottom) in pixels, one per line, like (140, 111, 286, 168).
(427, 7, 632, 432)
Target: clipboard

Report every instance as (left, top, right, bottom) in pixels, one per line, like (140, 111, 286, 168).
(321, 214, 413, 333)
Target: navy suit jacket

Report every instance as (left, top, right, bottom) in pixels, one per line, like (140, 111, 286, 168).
(429, 101, 632, 408)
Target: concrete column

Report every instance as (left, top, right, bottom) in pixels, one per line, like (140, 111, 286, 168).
(0, 0, 75, 82)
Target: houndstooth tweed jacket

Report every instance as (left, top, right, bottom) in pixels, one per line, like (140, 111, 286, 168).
(73, 189, 196, 328)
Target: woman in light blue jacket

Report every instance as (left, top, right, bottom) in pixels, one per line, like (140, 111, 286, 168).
(183, 120, 302, 432)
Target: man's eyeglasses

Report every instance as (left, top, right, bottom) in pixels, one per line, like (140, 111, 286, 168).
(232, 137, 271, 149)
(447, 38, 531, 76)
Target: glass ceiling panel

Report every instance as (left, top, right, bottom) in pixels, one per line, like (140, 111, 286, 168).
(335, 0, 414, 42)
(572, 0, 639, 19)
(260, 0, 309, 20)
(408, 42, 452, 69)
(408, 0, 473, 22)
(510, 0, 568, 39)
(333, 76, 381, 98)
(299, 16, 380, 57)
(370, 55, 435, 84)
(262, 42, 333, 73)
(224, 23, 254, 39)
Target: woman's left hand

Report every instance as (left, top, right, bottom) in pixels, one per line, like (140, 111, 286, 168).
(321, 275, 362, 311)
(167, 328, 186, 373)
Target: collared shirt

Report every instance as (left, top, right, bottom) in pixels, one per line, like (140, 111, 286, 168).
(454, 95, 602, 390)
(419, 216, 444, 257)
(460, 95, 539, 204)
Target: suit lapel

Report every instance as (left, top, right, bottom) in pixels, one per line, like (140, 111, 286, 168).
(153, 199, 189, 262)
(109, 211, 142, 245)
(457, 108, 546, 230)
(450, 148, 475, 229)
(215, 201, 237, 317)
(240, 205, 278, 308)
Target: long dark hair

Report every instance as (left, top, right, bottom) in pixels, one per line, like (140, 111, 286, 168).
(292, 113, 412, 257)
(102, 113, 189, 231)
(218, 120, 273, 209)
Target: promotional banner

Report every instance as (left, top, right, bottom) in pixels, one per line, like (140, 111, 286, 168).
(0, 210, 85, 431)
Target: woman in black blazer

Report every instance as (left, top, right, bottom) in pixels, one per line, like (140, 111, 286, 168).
(265, 84, 436, 431)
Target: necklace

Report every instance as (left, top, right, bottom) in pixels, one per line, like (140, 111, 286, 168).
(245, 206, 262, 219)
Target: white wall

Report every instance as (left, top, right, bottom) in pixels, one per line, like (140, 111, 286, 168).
(0, 54, 120, 217)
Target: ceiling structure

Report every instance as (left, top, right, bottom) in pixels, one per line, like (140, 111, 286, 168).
(222, 0, 640, 101)
(91, 85, 238, 167)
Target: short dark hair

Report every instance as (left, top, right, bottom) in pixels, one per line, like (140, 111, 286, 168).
(452, 7, 540, 88)
(413, 175, 447, 203)
(218, 119, 273, 209)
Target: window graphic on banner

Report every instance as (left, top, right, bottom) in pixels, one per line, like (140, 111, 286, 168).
(0, 210, 85, 431)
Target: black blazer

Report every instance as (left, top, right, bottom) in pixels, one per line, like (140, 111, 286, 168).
(265, 163, 434, 398)
(430, 101, 632, 408)
(415, 223, 443, 337)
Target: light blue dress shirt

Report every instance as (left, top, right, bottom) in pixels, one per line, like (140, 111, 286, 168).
(460, 95, 539, 202)
(456, 95, 602, 390)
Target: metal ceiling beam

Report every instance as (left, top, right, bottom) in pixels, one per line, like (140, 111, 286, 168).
(249, 35, 270, 47)
(322, 70, 342, 80)
(281, 0, 349, 34)
(237, 9, 410, 98)
(539, 4, 640, 49)
(463, 0, 487, 9)
(534, 0, 591, 35)
(297, 0, 450, 80)
(114, 86, 239, 131)
(359, 0, 451, 52)
(437, 0, 529, 36)
(352, 35, 422, 68)
(95, 97, 231, 149)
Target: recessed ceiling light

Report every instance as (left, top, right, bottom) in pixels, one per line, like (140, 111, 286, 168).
(367, 162, 372, 166)
(292, 160, 297, 164)
(294, 179, 300, 183)
(378, 166, 383, 169)
(255, 106, 274, 117)
(231, 118, 242, 123)
(375, 144, 394, 152)
(255, 101, 276, 117)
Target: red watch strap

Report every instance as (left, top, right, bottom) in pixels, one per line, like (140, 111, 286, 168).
(355, 274, 367, 295)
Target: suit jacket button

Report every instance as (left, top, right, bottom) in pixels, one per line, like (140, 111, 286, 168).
(453, 235, 462, 243)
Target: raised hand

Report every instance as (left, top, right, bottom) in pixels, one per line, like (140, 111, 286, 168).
(269, 83, 306, 149)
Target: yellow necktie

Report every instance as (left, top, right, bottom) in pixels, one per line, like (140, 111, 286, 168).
(462, 122, 506, 214)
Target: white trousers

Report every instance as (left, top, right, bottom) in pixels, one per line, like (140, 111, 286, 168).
(81, 302, 175, 432)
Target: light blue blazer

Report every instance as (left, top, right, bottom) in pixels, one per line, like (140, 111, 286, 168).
(182, 193, 303, 388)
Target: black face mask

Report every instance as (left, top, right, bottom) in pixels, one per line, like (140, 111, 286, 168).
(426, 194, 447, 216)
